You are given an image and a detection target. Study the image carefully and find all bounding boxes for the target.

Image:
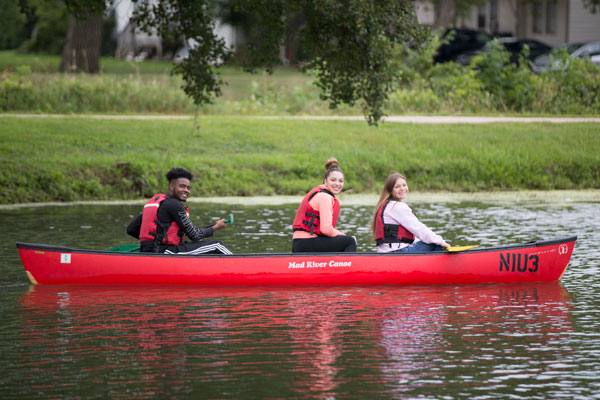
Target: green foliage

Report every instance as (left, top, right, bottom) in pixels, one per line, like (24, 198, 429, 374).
(54, 0, 427, 123)
(0, 116, 598, 204)
(2, 44, 600, 117)
(132, 0, 229, 105)
(0, 69, 194, 113)
(0, 59, 356, 115)
(539, 49, 600, 114)
(0, 0, 29, 50)
(19, 0, 69, 54)
(389, 33, 600, 115)
(470, 40, 539, 111)
(295, 0, 428, 124)
(430, 62, 492, 113)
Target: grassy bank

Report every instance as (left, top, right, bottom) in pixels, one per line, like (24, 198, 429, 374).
(0, 116, 598, 204)
(2, 48, 599, 116)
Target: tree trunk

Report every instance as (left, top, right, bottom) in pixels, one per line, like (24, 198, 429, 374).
(60, 14, 103, 73)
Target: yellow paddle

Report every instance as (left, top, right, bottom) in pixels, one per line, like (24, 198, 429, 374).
(445, 245, 478, 252)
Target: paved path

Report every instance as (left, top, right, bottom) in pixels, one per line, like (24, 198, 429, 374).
(2, 114, 600, 123)
(260, 115, 600, 123)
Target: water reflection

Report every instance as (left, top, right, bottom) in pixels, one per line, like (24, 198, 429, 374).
(17, 283, 573, 398)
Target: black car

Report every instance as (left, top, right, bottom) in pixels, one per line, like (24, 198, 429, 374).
(455, 37, 552, 66)
(433, 28, 494, 63)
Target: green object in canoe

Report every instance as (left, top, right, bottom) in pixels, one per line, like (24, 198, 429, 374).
(106, 244, 140, 252)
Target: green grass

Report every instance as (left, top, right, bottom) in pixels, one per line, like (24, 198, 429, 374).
(0, 50, 173, 74)
(0, 116, 598, 204)
(0, 50, 314, 102)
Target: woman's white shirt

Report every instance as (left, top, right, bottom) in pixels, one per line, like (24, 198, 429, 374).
(377, 200, 447, 253)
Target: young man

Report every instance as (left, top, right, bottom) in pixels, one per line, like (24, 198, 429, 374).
(127, 168, 232, 255)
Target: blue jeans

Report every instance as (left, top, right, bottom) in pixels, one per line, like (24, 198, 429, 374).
(393, 241, 444, 253)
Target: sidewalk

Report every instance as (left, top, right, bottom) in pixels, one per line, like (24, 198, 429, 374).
(2, 114, 600, 123)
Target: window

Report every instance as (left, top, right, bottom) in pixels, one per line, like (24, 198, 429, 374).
(478, 5, 486, 29)
(489, 0, 499, 32)
(490, 0, 498, 21)
(545, 3, 556, 34)
(532, 1, 558, 35)
(532, 2, 543, 34)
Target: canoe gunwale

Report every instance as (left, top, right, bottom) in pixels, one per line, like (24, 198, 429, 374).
(16, 236, 577, 258)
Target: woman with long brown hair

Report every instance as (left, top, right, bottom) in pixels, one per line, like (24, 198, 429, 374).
(371, 172, 449, 253)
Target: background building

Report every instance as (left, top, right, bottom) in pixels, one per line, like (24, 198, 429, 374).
(416, 0, 600, 46)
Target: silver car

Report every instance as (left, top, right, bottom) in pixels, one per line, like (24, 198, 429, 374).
(532, 41, 600, 73)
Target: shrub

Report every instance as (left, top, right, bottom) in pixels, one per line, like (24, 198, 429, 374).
(470, 40, 539, 112)
(388, 34, 600, 116)
(1, 39, 600, 116)
(540, 49, 600, 114)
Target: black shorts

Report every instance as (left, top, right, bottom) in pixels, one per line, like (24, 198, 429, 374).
(292, 236, 356, 253)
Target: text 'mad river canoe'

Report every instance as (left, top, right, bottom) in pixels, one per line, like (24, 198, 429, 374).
(16, 236, 576, 286)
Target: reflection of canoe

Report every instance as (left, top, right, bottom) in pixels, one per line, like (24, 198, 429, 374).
(16, 236, 576, 285)
(18, 283, 573, 396)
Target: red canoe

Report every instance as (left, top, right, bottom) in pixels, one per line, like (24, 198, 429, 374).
(16, 236, 576, 286)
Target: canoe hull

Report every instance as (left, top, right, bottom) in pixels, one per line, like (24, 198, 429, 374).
(16, 237, 576, 286)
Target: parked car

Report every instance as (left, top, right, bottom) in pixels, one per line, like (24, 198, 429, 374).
(433, 28, 494, 63)
(455, 37, 552, 66)
(532, 41, 600, 73)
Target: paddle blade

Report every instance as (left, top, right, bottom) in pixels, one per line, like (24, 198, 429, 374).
(446, 245, 478, 252)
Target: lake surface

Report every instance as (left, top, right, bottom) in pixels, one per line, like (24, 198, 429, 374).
(1, 199, 599, 399)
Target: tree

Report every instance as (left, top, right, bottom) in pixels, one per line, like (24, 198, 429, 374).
(59, 1, 105, 73)
(59, 13, 103, 73)
(583, 0, 600, 13)
(14, 0, 70, 54)
(131, 0, 429, 124)
(21, 0, 427, 123)
(0, 0, 29, 50)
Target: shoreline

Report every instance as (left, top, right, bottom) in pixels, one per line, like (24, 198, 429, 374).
(1, 190, 598, 210)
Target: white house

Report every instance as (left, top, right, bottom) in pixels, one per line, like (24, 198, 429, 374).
(112, 0, 238, 61)
(416, 0, 600, 47)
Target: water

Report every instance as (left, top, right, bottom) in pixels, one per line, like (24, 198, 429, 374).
(1, 200, 599, 399)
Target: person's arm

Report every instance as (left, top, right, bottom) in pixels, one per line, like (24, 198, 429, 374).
(126, 213, 142, 239)
(390, 203, 449, 247)
(311, 193, 344, 237)
(159, 199, 215, 242)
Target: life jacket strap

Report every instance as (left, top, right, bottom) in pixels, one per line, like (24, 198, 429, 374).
(302, 212, 320, 235)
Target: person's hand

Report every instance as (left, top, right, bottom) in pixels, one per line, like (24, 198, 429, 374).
(441, 241, 450, 249)
(213, 219, 227, 231)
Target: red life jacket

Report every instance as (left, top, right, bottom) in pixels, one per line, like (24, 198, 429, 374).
(139, 194, 188, 246)
(374, 199, 415, 245)
(293, 186, 340, 236)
